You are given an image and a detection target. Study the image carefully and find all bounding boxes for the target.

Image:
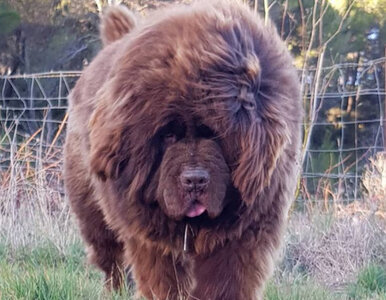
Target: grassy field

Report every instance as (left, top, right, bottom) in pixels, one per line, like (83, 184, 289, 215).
(0, 238, 385, 299)
(0, 179, 385, 299)
(0, 152, 385, 299)
(0, 241, 133, 299)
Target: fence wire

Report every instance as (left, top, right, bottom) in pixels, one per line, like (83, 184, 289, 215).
(0, 59, 385, 205)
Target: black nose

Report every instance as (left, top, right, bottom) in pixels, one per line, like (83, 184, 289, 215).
(180, 168, 209, 192)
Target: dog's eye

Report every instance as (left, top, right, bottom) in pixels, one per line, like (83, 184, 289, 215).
(159, 119, 186, 148)
(196, 124, 215, 139)
(243, 99, 256, 110)
(164, 132, 177, 145)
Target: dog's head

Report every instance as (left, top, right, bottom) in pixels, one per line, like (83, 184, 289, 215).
(88, 1, 299, 220)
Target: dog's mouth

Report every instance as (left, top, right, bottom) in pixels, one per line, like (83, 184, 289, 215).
(185, 200, 207, 218)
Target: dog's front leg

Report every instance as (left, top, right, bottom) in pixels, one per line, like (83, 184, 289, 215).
(190, 238, 272, 300)
(128, 240, 193, 300)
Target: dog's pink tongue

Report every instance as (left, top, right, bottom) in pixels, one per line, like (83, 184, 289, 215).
(186, 203, 206, 218)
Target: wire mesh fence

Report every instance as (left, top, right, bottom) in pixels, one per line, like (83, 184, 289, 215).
(1, 58, 385, 206)
(299, 57, 385, 206)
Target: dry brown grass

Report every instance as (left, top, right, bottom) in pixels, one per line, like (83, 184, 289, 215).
(0, 166, 76, 251)
(362, 151, 386, 213)
(280, 212, 386, 289)
(0, 123, 77, 251)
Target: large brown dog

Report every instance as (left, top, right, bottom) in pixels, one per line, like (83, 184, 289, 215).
(64, 1, 302, 299)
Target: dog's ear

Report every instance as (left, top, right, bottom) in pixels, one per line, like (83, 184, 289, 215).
(100, 5, 137, 47)
(233, 115, 290, 206)
(88, 90, 131, 181)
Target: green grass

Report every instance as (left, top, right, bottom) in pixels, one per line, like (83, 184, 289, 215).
(265, 278, 338, 300)
(0, 241, 385, 300)
(0, 241, 132, 299)
(348, 264, 386, 300)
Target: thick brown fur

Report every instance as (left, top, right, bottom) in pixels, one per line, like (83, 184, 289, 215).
(64, 1, 302, 299)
